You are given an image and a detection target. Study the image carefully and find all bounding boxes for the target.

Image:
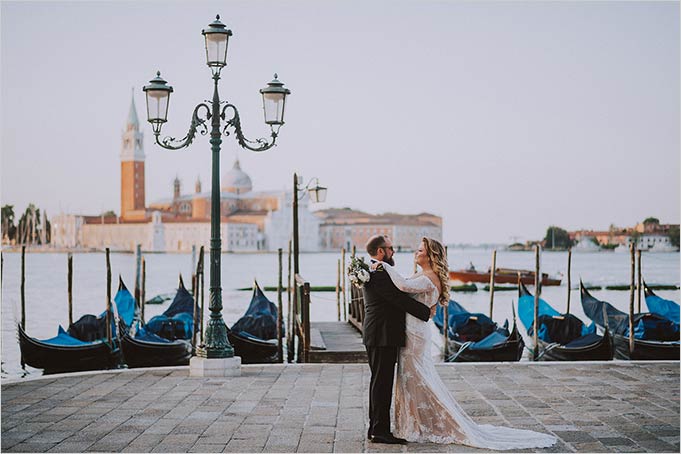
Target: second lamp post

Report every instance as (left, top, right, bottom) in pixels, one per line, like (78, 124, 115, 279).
(142, 15, 291, 359)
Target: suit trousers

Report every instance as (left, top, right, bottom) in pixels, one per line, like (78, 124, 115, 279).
(366, 345, 399, 437)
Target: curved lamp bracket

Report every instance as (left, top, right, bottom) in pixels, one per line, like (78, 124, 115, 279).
(221, 104, 277, 152)
(155, 103, 211, 150)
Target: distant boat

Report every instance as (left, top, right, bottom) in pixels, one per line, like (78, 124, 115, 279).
(118, 278, 193, 368)
(227, 280, 281, 364)
(518, 282, 613, 361)
(580, 282, 679, 360)
(572, 237, 600, 252)
(433, 300, 524, 362)
(449, 267, 561, 286)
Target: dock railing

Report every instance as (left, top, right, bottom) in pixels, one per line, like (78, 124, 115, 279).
(294, 273, 311, 362)
(348, 284, 365, 334)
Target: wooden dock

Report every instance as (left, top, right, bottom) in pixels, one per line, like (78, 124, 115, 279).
(308, 321, 367, 363)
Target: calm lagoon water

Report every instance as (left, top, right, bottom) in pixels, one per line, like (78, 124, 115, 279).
(1, 248, 679, 380)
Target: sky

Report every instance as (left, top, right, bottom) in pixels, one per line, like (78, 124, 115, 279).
(1, 0, 679, 244)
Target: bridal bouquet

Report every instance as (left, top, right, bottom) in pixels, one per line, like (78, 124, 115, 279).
(347, 256, 371, 288)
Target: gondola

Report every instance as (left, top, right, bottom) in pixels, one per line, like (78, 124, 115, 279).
(644, 282, 679, 326)
(18, 324, 120, 374)
(118, 277, 193, 368)
(227, 280, 281, 364)
(433, 300, 525, 362)
(580, 282, 679, 360)
(518, 282, 613, 361)
(17, 283, 134, 374)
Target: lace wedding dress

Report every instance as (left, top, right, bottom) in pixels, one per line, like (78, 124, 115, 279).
(382, 264, 557, 450)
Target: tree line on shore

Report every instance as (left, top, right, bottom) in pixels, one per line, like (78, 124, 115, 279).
(2, 204, 51, 246)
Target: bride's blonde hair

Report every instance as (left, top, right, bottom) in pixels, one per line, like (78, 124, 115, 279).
(422, 237, 450, 305)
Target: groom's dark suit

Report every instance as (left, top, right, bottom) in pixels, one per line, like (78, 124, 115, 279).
(362, 264, 430, 440)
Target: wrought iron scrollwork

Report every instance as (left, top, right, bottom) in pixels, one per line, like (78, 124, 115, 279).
(221, 104, 277, 152)
(155, 103, 211, 150)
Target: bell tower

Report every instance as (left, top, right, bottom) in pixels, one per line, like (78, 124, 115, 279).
(120, 91, 146, 220)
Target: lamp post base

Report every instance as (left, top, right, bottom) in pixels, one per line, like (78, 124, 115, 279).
(189, 356, 241, 377)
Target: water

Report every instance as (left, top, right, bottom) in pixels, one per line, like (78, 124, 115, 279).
(2, 248, 679, 380)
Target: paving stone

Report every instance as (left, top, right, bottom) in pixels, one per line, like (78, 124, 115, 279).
(46, 441, 95, 452)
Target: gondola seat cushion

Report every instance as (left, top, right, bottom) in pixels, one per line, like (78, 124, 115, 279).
(626, 314, 680, 341)
(68, 314, 111, 342)
(146, 313, 194, 341)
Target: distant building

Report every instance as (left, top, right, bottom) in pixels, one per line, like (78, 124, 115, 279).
(51, 94, 320, 252)
(315, 208, 442, 251)
(568, 218, 679, 252)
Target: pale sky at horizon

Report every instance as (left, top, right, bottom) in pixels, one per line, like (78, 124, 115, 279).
(1, 0, 679, 244)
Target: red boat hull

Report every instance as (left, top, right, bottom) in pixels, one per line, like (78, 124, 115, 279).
(449, 269, 561, 286)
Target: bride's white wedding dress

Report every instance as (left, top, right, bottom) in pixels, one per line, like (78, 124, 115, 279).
(382, 264, 557, 450)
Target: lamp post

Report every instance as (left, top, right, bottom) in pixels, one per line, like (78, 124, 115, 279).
(292, 174, 327, 276)
(290, 173, 326, 362)
(143, 15, 291, 359)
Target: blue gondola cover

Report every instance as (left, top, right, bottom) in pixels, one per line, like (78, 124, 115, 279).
(145, 283, 195, 341)
(231, 283, 281, 340)
(645, 294, 680, 326)
(41, 326, 96, 346)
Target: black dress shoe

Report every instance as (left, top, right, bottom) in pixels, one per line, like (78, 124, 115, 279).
(370, 434, 408, 445)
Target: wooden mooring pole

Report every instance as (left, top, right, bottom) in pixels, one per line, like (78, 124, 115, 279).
(629, 243, 635, 356)
(566, 248, 572, 314)
(287, 239, 293, 362)
(277, 248, 284, 363)
(533, 245, 540, 361)
(443, 245, 449, 361)
(489, 249, 496, 318)
(105, 248, 112, 348)
(199, 246, 205, 343)
(21, 245, 26, 330)
(637, 249, 642, 313)
(134, 244, 142, 305)
(67, 253, 73, 326)
(192, 273, 198, 349)
(341, 247, 347, 321)
(336, 259, 341, 321)
(141, 257, 146, 324)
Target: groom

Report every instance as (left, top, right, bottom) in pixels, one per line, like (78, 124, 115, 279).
(362, 235, 431, 444)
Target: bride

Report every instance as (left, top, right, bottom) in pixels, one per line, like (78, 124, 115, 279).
(374, 237, 557, 450)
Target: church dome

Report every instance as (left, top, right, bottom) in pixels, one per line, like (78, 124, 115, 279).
(222, 159, 252, 194)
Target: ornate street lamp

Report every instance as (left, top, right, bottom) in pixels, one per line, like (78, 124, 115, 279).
(143, 15, 291, 359)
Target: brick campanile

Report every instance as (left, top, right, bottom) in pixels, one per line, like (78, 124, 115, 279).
(120, 93, 146, 220)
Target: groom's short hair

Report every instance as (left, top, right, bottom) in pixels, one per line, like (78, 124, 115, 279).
(366, 235, 387, 256)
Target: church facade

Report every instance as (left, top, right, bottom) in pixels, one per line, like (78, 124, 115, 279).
(51, 96, 321, 252)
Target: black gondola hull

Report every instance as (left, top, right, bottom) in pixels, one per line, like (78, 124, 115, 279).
(18, 324, 120, 374)
(612, 334, 680, 360)
(120, 332, 193, 368)
(534, 329, 614, 361)
(447, 326, 525, 362)
(228, 330, 278, 364)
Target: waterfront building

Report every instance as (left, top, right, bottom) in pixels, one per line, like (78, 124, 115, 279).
(568, 218, 679, 252)
(51, 95, 320, 252)
(315, 208, 442, 251)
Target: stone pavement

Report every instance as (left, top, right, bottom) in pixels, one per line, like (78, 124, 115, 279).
(1, 362, 679, 453)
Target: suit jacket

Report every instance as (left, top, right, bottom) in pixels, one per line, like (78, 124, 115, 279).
(362, 268, 431, 347)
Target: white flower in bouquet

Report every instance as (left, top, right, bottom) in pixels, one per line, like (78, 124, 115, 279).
(348, 256, 371, 288)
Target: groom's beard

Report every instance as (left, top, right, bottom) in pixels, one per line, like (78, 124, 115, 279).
(384, 256, 395, 266)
